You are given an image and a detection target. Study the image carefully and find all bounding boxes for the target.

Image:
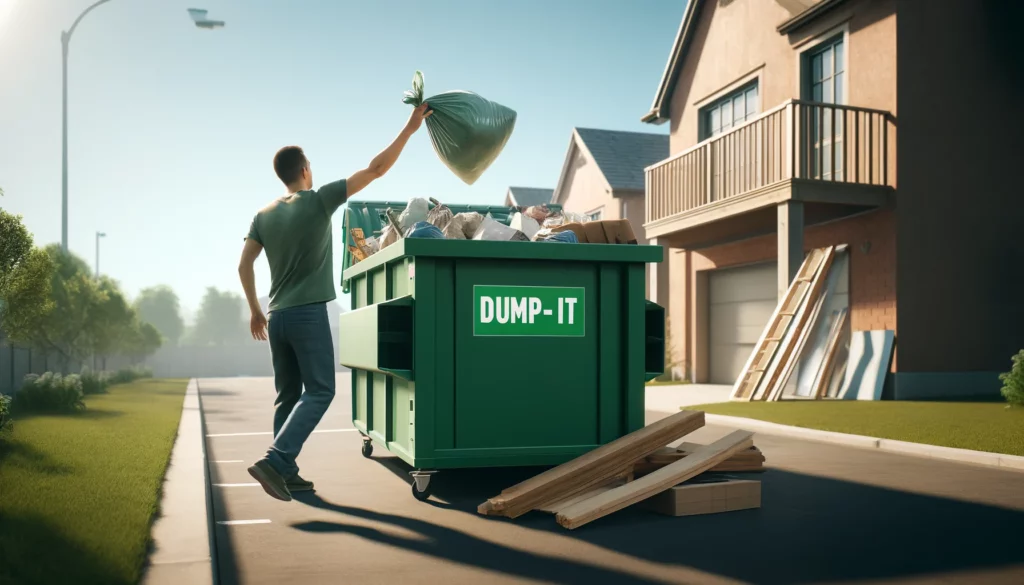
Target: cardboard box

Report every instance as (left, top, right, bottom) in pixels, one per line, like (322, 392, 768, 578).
(600, 219, 637, 245)
(641, 477, 761, 517)
(550, 219, 637, 245)
(551, 222, 588, 243)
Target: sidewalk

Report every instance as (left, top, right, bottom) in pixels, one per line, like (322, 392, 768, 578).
(644, 383, 732, 412)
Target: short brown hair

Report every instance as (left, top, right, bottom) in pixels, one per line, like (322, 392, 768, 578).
(273, 146, 308, 185)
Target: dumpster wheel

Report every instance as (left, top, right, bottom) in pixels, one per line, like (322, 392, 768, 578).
(360, 438, 373, 458)
(409, 470, 437, 502)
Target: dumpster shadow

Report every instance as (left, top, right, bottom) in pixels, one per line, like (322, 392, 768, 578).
(372, 456, 1024, 584)
(291, 493, 676, 585)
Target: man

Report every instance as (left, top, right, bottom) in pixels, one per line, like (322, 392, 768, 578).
(238, 102, 432, 502)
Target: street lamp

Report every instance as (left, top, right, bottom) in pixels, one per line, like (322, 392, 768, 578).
(95, 231, 106, 277)
(61, 3, 225, 253)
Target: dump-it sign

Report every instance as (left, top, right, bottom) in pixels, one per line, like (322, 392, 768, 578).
(473, 285, 585, 337)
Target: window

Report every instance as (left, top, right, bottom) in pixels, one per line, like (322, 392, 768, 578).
(700, 81, 759, 140)
(586, 208, 603, 222)
(803, 35, 847, 181)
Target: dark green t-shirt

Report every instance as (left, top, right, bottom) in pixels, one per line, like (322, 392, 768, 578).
(246, 179, 348, 312)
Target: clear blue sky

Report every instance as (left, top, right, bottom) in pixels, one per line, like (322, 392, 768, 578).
(0, 0, 682, 322)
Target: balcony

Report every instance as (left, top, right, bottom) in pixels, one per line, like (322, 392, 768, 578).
(644, 100, 895, 243)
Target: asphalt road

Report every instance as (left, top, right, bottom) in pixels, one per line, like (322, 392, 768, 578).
(199, 375, 1024, 585)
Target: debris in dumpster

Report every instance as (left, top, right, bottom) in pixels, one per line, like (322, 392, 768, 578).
(442, 213, 468, 239)
(510, 212, 541, 240)
(403, 70, 517, 185)
(550, 222, 588, 243)
(457, 211, 486, 238)
(533, 229, 579, 243)
(477, 410, 764, 529)
(379, 208, 403, 250)
(543, 210, 590, 228)
(427, 197, 454, 231)
(398, 197, 430, 231)
(406, 221, 445, 239)
(472, 215, 530, 242)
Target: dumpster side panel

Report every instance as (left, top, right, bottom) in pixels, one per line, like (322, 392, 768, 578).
(626, 262, 647, 432)
(453, 260, 601, 450)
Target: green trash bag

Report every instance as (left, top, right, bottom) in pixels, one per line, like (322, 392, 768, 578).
(403, 71, 517, 185)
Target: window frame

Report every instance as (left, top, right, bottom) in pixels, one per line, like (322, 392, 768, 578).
(698, 80, 760, 141)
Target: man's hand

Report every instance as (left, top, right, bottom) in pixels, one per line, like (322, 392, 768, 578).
(250, 311, 268, 341)
(404, 102, 433, 135)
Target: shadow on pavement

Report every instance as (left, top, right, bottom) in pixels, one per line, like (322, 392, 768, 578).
(292, 493, 673, 585)
(368, 455, 1024, 585)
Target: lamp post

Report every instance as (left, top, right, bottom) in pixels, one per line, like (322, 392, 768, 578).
(61, 4, 225, 253)
(95, 231, 106, 277)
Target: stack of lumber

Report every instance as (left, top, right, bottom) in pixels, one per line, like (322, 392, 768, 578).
(729, 244, 854, 402)
(478, 410, 764, 529)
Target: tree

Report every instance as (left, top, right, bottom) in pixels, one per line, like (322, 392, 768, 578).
(0, 209, 56, 336)
(187, 287, 246, 346)
(135, 285, 184, 347)
(121, 319, 163, 363)
(89, 276, 137, 365)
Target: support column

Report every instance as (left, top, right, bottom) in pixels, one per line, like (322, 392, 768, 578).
(777, 201, 805, 301)
(648, 238, 672, 306)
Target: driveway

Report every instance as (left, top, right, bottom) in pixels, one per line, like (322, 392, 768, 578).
(199, 375, 1024, 585)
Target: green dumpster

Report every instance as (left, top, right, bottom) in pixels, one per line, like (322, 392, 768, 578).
(337, 201, 665, 500)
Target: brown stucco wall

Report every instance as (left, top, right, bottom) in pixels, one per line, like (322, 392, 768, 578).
(894, 0, 1024, 374)
(666, 208, 896, 382)
(668, 0, 897, 156)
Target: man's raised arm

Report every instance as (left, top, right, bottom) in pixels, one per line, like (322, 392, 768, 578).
(347, 103, 433, 196)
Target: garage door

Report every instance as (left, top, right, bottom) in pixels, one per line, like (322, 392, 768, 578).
(708, 262, 778, 384)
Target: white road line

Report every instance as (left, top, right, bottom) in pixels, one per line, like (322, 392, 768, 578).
(217, 519, 272, 526)
(213, 483, 260, 487)
(213, 460, 243, 463)
(206, 428, 358, 438)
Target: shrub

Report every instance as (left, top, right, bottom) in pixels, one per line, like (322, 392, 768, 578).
(14, 372, 86, 414)
(109, 365, 153, 385)
(999, 349, 1024, 407)
(0, 393, 11, 433)
(79, 366, 112, 395)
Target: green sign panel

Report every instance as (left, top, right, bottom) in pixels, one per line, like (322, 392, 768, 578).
(473, 285, 585, 337)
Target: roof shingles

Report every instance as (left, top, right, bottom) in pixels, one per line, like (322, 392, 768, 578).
(507, 186, 554, 207)
(574, 128, 669, 192)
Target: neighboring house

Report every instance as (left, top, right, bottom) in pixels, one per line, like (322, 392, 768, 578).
(504, 186, 554, 208)
(642, 0, 1023, 398)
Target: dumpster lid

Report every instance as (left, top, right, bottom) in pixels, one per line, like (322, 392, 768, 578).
(341, 200, 562, 291)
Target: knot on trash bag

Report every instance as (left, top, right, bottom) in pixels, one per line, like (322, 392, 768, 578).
(402, 70, 425, 107)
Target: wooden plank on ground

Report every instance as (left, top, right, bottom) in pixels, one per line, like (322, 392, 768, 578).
(730, 247, 832, 401)
(641, 477, 761, 517)
(479, 409, 706, 518)
(555, 430, 755, 530)
(536, 479, 627, 514)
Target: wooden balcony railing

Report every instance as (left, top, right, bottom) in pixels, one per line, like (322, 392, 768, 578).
(645, 100, 894, 225)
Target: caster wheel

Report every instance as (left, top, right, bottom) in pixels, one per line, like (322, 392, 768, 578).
(411, 481, 432, 502)
(361, 440, 373, 458)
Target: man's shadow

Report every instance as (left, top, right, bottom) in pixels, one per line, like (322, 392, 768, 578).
(291, 492, 673, 585)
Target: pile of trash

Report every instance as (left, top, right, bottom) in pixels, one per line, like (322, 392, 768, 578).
(348, 197, 638, 264)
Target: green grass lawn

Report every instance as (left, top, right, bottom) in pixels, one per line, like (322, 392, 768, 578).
(0, 378, 188, 585)
(689, 400, 1024, 457)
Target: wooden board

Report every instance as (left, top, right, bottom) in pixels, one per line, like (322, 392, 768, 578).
(536, 479, 626, 514)
(811, 308, 848, 399)
(754, 246, 836, 401)
(766, 290, 828, 401)
(480, 409, 706, 518)
(641, 477, 761, 517)
(555, 430, 755, 530)
(730, 247, 833, 401)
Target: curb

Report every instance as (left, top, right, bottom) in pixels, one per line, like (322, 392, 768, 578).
(141, 379, 215, 585)
(703, 413, 1024, 472)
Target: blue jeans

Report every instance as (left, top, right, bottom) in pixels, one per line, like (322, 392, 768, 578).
(264, 302, 335, 479)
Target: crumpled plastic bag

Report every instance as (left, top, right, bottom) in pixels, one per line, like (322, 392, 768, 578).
(473, 215, 529, 242)
(379, 208, 403, 249)
(398, 197, 430, 231)
(534, 229, 579, 243)
(542, 211, 590, 228)
(426, 197, 454, 231)
(442, 214, 467, 239)
(406, 221, 445, 239)
(457, 212, 485, 238)
(523, 205, 552, 223)
(403, 71, 517, 185)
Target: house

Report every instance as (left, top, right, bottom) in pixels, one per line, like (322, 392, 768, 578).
(642, 0, 1024, 398)
(504, 187, 554, 208)
(552, 127, 669, 242)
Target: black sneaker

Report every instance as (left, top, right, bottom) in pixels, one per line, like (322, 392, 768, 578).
(247, 460, 292, 502)
(286, 474, 315, 492)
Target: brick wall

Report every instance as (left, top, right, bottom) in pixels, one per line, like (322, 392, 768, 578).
(675, 206, 897, 379)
